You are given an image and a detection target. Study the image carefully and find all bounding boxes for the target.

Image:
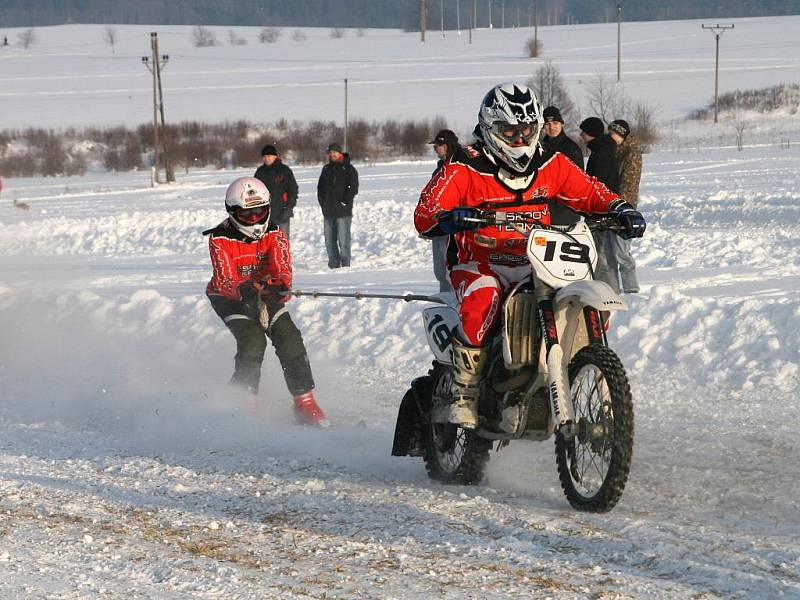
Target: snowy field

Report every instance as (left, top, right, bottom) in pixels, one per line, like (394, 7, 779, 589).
(0, 16, 799, 139)
(1, 12, 800, 600)
(1, 143, 800, 598)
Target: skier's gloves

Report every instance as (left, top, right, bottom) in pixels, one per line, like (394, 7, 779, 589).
(437, 207, 482, 235)
(611, 201, 646, 239)
(260, 283, 290, 299)
(238, 281, 259, 302)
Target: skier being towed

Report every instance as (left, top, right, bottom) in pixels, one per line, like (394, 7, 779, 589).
(205, 177, 329, 428)
(414, 83, 646, 429)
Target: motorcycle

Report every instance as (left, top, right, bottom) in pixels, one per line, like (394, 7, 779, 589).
(392, 211, 634, 512)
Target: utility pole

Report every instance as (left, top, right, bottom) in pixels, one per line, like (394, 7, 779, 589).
(440, 0, 445, 39)
(456, 0, 461, 36)
(473, 0, 477, 30)
(702, 23, 735, 124)
(469, 0, 473, 43)
(152, 33, 174, 182)
(141, 34, 171, 184)
(343, 78, 348, 152)
(533, 0, 539, 57)
(616, 2, 622, 82)
(488, 0, 493, 29)
(421, 0, 426, 43)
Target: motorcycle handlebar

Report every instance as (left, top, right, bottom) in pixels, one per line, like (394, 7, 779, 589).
(462, 209, 624, 232)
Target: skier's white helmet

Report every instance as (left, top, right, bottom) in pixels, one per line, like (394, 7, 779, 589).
(478, 83, 544, 173)
(225, 177, 271, 239)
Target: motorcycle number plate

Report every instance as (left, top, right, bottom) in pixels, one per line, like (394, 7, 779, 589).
(527, 225, 597, 288)
(422, 306, 460, 364)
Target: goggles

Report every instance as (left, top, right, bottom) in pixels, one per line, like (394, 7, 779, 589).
(493, 122, 539, 144)
(232, 205, 269, 225)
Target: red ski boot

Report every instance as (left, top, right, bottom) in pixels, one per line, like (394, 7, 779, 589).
(293, 391, 330, 428)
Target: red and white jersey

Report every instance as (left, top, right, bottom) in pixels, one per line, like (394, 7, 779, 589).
(415, 143, 620, 266)
(206, 219, 292, 300)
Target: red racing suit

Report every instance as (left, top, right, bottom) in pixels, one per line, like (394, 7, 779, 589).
(414, 143, 620, 346)
(206, 219, 292, 304)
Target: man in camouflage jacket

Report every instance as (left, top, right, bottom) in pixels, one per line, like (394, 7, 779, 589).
(608, 119, 643, 293)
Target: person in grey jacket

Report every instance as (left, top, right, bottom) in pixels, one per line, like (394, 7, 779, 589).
(317, 143, 359, 268)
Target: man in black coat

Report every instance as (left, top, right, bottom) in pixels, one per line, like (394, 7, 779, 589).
(580, 117, 620, 193)
(317, 142, 359, 268)
(254, 144, 299, 239)
(541, 106, 584, 225)
(427, 129, 460, 292)
(580, 117, 622, 292)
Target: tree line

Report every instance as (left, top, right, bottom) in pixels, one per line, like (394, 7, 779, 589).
(0, 0, 797, 29)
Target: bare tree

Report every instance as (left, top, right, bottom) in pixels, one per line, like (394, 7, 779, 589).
(631, 101, 658, 148)
(330, 28, 346, 39)
(527, 61, 575, 122)
(525, 36, 542, 58)
(227, 29, 247, 45)
(103, 26, 117, 54)
(291, 29, 307, 42)
(733, 114, 747, 151)
(192, 26, 218, 48)
(18, 28, 35, 49)
(585, 72, 629, 123)
(259, 27, 282, 43)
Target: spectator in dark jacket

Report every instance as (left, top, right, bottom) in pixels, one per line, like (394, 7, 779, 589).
(580, 117, 622, 292)
(542, 106, 584, 225)
(428, 129, 460, 293)
(317, 143, 359, 269)
(254, 144, 299, 239)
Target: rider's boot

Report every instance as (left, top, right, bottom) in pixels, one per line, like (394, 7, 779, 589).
(449, 338, 488, 430)
(293, 390, 330, 428)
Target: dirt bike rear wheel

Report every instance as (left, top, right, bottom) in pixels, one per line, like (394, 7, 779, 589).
(555, 345, 634, 512)
(422, 366, 492, 484)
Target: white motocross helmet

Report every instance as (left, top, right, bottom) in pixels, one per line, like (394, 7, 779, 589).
(478, 83, 545, 173)
(224, 177, 271, 239)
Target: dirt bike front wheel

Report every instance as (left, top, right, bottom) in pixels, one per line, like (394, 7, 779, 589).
(422, 367, 491, 485)
(555, 344, 634, 512)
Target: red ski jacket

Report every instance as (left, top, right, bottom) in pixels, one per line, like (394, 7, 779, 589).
(206, 219, 292, 301)
(415, 143, 621, 266)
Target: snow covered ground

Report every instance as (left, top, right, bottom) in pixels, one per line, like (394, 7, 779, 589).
(1, 142, 799, 598)
(1, 12, 800, 600)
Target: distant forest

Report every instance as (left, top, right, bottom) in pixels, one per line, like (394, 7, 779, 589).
(0, 0, 798, 29)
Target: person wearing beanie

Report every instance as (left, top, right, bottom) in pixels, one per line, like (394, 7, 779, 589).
(317, 142, 359, 268)
(579, 117, 623, 292)
(254, 143, 299, 239)
(427, 129, 462, 293)
(542, 106, 584, 225)
(608, 118, 642, 294)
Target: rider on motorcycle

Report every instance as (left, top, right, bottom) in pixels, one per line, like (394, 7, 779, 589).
(414, 83, 646, 429)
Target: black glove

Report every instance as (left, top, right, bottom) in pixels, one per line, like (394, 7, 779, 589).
(611, 201, 646, 239)
(238, 281, 259, 303)
(437, 207, 482, 235)
(259, 282, 290, 299)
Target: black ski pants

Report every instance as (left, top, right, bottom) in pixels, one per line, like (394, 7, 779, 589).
(209, 295, 315, 396)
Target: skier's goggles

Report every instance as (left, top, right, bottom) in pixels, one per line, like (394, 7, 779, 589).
(233, 205, 269, 224)
(493, 122, 539, 144)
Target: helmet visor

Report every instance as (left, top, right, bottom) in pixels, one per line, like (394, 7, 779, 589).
(492, 122, 540, 145)
(232, 205, 269, 225)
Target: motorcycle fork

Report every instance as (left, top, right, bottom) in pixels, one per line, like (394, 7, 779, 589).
(537, 292, 576, 433)
(583, 307, 607, 346)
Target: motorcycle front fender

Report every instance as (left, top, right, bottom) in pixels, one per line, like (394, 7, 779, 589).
(554, 280, 628, 313)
